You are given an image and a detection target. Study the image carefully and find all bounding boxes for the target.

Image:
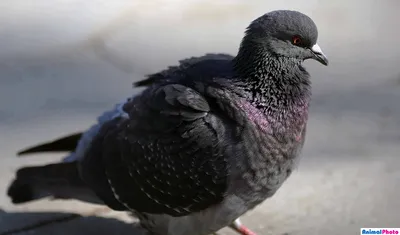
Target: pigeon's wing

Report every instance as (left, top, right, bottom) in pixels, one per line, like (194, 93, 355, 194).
(133, 53, 234, 87)
(81, 83, 230, 216)
(18, 54, 234, 158)
(17, 132, 83, 156)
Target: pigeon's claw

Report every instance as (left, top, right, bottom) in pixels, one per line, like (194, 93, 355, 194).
(229, 218, 257, 235)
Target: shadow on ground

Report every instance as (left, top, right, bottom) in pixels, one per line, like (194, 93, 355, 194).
(0, 209, 145, 235)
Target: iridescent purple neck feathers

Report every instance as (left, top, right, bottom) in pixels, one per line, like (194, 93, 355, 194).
(231, 43, 311, 139)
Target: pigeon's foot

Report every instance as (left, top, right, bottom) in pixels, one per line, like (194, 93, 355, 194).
(229, 218, 257, 235)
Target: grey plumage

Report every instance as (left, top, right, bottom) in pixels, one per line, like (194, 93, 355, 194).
(7, 10, 328, 235)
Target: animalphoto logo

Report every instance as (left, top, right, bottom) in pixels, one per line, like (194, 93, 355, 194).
(360, 228, 400, 234)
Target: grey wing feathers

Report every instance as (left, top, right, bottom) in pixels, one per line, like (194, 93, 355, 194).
(81, 83, 229, 216)
(158, 84, 210, 121)
(16, 53, 233, 158)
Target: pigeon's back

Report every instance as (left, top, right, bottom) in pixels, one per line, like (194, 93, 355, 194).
(134, 53, 235, 87)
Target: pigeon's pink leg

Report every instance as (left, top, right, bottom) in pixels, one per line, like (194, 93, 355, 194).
(229, 218, 257, 235)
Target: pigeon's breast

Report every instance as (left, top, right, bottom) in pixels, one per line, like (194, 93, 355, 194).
(234, 99, 273, 134)
(234, 98, 308, 141)
(229, 98, 308, 204)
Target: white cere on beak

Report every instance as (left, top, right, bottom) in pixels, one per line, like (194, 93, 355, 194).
(311, 43, 329, 65)
(311, 44, 324, 55)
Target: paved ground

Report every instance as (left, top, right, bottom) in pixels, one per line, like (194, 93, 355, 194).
(0, 0, 400, 234)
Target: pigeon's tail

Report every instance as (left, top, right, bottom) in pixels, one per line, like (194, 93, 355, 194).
(7, 162, 104, 205)
(17, 132, 83, 156)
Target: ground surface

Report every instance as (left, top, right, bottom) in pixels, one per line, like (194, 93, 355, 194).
(0, 0, 399, 234)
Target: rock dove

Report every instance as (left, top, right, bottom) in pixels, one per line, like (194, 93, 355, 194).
(7, 10, 328, 235)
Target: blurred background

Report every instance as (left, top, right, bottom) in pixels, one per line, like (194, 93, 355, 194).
(0, 0, 399, 234)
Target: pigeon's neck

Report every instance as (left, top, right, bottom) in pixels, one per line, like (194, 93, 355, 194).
(232, 45, 311, 125)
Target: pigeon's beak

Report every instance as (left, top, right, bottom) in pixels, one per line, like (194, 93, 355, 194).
(310, 44, 329, 66)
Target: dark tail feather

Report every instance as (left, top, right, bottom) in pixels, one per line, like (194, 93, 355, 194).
(133, 76, 159, 87)
(7, 162, 103, 205)
(17, 132, 83, 156)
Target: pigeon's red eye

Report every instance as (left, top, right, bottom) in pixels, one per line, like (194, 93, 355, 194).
(292, 36, 302, 45)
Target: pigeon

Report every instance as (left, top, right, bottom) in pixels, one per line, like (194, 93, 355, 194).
(7, 10, 328, 235)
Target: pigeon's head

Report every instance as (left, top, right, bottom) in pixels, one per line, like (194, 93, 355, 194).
(244, 10, 328, 66)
